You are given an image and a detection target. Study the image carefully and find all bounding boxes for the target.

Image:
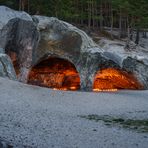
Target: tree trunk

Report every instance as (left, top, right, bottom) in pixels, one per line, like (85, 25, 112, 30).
(119, 8, 122, 38)
(27, 0, 29, 13)
(80, 0, 84, 25)
(130, 28, 133, 40)
(100, 0, 103, 30)
(130, 17, 134, 41)
(22, 0, 25, 11)
(88, 1, 91, 28)
(110, 5, 113, 39)
(125, 15, 130, 49)
(143, 30, 147, 38)
(19, 0, 21, 11)
(92, 0, 95, 29)
(127, 16, 130, 40)
(135, 28, 140, 44)
(19, 0, 26, 11)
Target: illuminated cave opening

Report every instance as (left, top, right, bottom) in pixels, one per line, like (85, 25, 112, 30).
(93, 68, 143, 92)
(27, 57, 80, 91)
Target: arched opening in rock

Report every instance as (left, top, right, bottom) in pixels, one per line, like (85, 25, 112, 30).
(93, 68, 143, 92)
(27, 57, 80, 91)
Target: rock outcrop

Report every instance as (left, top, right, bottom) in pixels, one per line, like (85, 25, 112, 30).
(31, 16, 120, 90)
(0, 6, 39, 82)
(0, 139, 13, 148)
(0, 48, 16, 80)
(0, 6, 148, 90)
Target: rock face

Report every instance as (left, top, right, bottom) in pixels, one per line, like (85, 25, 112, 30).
(0, 6, 39, 82)
(0, 139, 13, 148)
(32, 16, 119, 90)
(122, 57, 148, 88)
(0, 6, 148, 90)
(0, 48, 16, 80)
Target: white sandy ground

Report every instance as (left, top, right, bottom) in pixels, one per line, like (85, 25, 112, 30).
(0, 77, 148, 148)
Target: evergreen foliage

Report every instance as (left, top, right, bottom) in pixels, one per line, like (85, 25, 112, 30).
(0, 0, 148, 41)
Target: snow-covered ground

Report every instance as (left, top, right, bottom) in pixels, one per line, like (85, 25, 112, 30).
(0, 77, 148, 148)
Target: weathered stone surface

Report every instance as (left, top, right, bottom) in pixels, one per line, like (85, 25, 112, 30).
(0, 6, 148, 90)
(0, 52, 16, 80)
(122, 57, 148, 88)
(0, 47, 16, 80)
(32, 16, 119, 90)
(0, 47, 4, 53)
(0, 6, 32, 30)
(0, 6, 39, 82)
(0, 139, 13, 148)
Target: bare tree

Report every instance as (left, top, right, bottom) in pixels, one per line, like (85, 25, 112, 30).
(100, 0, 103, 30)
(19, 0, 29, 12)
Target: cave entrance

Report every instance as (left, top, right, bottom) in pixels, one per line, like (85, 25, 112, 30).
(93, 68, 143, 92)
(27, 57, 80, 91)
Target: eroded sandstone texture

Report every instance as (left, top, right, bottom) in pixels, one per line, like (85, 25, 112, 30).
(0, 6, 148, 91)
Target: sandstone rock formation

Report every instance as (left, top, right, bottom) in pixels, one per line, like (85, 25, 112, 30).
(0, 6, 148, 90)
(0, 6, 39, 82)
(0, 47, 16, 80)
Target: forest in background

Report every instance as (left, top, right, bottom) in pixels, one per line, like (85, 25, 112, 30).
(0, 0, 148, 44)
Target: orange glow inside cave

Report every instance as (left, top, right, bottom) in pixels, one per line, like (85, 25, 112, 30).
(7, 51, 143, 92)
(93, 68, 143, 92)
(27, 58, 80, 91)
